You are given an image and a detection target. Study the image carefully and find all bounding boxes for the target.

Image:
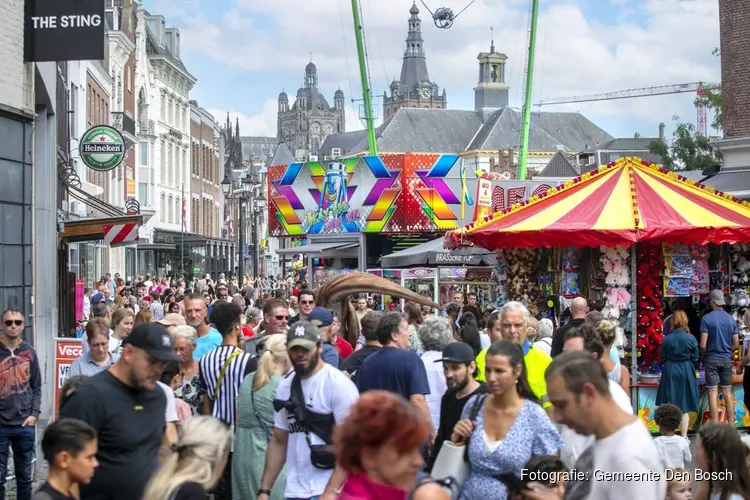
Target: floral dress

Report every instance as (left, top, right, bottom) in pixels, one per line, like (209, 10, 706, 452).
(175, 373, 205, 416)
(409, 324, 424, 355)
(459, 397, 563, 500)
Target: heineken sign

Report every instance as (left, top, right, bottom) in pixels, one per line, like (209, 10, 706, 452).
(80, 125, 125, 172)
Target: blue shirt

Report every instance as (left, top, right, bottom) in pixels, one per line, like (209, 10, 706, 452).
(322, 343, 340, 369)
(193, 328, 222, 360)
(69, 352, 119, 377)
(356, 347, 430, 400)
(700, 309, 738, 358)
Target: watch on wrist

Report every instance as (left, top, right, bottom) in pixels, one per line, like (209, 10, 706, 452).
(257, 488, 271, 496)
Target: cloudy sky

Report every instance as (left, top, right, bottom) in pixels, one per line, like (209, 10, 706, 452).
(143, 0, 721, 142)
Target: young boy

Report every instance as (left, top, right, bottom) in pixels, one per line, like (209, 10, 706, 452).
(32, 419, 98, 500)
(653, 403, 692, 468)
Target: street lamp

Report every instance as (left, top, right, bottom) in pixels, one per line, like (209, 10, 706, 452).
(221, 175, 232, 196)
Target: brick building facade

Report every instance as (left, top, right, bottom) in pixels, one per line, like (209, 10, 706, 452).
(719, 0, 750, 138)
(190, 101, 221, 239)
(86, 72, 112, 203)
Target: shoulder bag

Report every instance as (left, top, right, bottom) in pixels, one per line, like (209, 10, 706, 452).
(430, 393, 487, 498)
(213, 349, 241, 400)
(251, 379, 273, 441)
(290, 374, 337, 470)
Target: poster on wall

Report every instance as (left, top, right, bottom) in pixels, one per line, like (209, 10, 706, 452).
(53, 338, 83, 418)
(24, 0, 105, 62)
(268, 154, 556, 237)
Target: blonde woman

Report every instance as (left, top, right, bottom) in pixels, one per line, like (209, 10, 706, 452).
(142, 416, 231, 500)
(109, 307, 134, 354)
(232, 334, 291, 500)
(597, 320, 630, 395)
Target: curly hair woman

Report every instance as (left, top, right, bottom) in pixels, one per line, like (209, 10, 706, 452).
(335, 391, 450, 500)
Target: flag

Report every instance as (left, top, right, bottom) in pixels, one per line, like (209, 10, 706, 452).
(226, 214, 234, 240)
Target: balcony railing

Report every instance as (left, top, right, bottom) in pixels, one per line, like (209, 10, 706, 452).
(111, 112, 136, 139)
(138, 118, 155, 136)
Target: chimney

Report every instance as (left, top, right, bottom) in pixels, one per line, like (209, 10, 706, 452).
(658, 122, 665, 141)
(719, 0, 750, 137)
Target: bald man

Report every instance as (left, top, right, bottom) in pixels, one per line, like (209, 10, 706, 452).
(550, 297, 589, 357)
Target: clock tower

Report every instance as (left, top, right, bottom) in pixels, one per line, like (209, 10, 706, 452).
(382, 2, 447, 121)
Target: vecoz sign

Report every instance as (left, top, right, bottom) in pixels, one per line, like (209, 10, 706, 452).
(24, 0, 105, 62)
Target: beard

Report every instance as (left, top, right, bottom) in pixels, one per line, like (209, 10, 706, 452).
(292, 349, 320, 378)
(448, 372, 471, 392)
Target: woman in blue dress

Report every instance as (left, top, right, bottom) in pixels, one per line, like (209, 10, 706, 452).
(656, 310, 700, 438)
(451, 340, 563, 500)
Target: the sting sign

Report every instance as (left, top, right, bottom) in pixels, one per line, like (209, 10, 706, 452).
(24, 0, 105, 62)
(53, 338, 83, 418)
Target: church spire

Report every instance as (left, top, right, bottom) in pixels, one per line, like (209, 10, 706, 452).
(398, 2, 430, 89)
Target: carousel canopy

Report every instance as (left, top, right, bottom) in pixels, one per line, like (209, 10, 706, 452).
(445, 157, 750, 251)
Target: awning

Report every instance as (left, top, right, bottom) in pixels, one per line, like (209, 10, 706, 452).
(704, 170, 750, 198)
(61, 215, 143, 244)
(446, 157, 750, 250)
(380, 237, 496, 267)
(275, 242, 358, 255)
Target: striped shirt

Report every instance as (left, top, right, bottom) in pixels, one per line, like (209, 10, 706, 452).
(198, 345, 257, 425)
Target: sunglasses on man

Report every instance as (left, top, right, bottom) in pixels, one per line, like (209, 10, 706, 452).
(4, 320, 23, 327)
(274, 315, 289, 321)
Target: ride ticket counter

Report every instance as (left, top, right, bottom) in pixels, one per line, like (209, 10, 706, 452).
(636, 374, 750, 434)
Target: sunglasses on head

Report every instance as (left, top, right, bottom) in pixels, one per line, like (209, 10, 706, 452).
(4, 320, 22, 327)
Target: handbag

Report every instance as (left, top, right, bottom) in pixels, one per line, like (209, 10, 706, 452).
(430, 394, 487, 498)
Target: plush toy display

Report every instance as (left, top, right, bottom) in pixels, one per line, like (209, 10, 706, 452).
(502, 247, 537, 307)
(600, 245, 632, 320)
(636, 242, 664, 366)
(730, 244, 750, 307)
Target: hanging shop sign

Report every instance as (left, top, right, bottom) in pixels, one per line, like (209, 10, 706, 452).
(80, 125, 126, 172)
(24, 0, 105, 62)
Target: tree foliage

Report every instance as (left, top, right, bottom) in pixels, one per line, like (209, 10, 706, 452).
(694, 86, 722, 132)
(647, 122, 721, 171)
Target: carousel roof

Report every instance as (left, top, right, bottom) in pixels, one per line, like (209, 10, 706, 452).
(446, 157, 750, 250)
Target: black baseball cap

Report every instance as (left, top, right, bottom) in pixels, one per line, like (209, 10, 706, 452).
(122, 323, 181, 362)
(287, 320, 321, 350)
(435, 342, 476, 364)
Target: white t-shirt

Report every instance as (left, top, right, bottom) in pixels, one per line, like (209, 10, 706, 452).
(421, 350, 448, 430)
(654, 435, 692, 468)
(565, 419, 666, 500)
(157, 381, 179, 423)
(274, 364, 359, 499)
(479, 331, 491, 349)
(559, 380, 633, 469)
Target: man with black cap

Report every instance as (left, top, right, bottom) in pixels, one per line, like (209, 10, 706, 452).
(258, 321, 358, 500)
(60, 323, 181, 500)
(429, 342, 488, 469)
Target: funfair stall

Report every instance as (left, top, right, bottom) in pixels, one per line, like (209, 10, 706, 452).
(446, 157, 750, 432)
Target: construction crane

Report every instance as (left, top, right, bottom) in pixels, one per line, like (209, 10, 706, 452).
(535, 82, 721, 137)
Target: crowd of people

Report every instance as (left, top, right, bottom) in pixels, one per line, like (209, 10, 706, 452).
(1, 273, 750, 499)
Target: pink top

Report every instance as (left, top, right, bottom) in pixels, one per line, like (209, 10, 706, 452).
(174, 398, 191, 425)
(338, 472, 408, 500)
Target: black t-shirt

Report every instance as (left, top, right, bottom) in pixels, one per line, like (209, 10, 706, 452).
(32, 482, 74, 500)
(550, 318, 585, 357)
(340, 345, 380, 380)
(428, 383, 489, 470)
(171, 482, 208, 500)
(59, 370, 166, 500)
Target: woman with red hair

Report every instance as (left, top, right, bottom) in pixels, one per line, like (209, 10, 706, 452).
(335, 391, 450, 500)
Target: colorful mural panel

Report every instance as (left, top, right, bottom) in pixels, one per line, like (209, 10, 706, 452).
(267, 154, 556, 237)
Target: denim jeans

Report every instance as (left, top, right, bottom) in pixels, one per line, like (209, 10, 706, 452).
(0, 425, 35, 500)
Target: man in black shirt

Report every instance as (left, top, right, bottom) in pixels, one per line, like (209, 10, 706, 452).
(550, 297, 588, 357)
(428, 342, 488, 470)
(341, 311, 382, 382)
(60, 323, 181, 500)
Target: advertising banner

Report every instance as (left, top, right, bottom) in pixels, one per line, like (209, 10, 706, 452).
(53, 338, 83, 418)
(24, 0, 105, 62)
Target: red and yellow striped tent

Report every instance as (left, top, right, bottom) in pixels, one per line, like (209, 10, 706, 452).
(445, 157, 750, 251)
